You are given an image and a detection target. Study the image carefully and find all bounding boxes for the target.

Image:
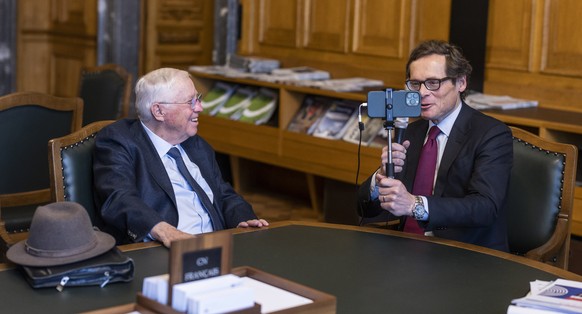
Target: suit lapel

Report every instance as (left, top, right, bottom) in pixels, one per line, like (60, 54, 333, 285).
(433, 103, 472, 196)
(130, 122, 177, 205)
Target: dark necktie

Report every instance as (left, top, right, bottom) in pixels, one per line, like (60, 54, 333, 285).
(404, 126, 441, 234)
(167, 147, 224, 230)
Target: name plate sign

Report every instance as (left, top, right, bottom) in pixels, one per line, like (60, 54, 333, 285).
(182, 247, 222, 282)
(168, 231, 233, 305)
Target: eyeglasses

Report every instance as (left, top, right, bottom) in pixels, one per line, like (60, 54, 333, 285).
(158, 93, 203, 109)
(405, 77, 453, 91)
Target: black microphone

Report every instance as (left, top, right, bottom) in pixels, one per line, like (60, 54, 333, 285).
(393, 117, 409, 144)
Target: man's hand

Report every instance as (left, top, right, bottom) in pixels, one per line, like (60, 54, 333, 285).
(375, 173, 415, 217)
(378, 140, 410, 176)
(237, 219, 269, 228)
(150, 221, 195, 247)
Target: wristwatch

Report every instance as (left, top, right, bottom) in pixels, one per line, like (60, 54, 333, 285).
(411, 196, 426, 220)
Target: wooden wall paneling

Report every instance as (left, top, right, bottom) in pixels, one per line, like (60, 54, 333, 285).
(303, 0, 350, 53)
(352, 0, 406, 58)
(50, 0, 97, 36)
(17, 0, 96, 94)
(486, 0, 535, 71)
(541, 0, 582, 77)
(50, 37, 96, 97)
(258, 0, 301, 48)
(411, 0, 451, 46)
(17, 33, 52, 93)
(143, 0, 214, 73)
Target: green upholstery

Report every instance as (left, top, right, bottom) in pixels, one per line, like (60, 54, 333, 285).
(79, 64, 132, 126)
(59, 134, 99, 223)
(49, 120, 114, 226)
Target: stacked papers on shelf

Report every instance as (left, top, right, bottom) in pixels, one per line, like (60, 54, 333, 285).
(270, 67, 330, 81)
(466, 92, 539, 110)
(238, 88, 278, 125)
(227, 54, 280, 73)
(309, 77, 384, 92)
(201, 82, 238, 116)
(214, 87, 257, 120)
(508, 279, 582, 313)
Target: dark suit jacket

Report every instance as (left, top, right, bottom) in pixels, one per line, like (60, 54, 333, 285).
(93, 119, 257, 244)
(358, 103, 513, 251)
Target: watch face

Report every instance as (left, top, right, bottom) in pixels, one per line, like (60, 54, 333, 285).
(413, 204, 425, 220)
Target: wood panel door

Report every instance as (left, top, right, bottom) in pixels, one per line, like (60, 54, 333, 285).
(17, 0, 97, 96)
(143, 0, 214, 72)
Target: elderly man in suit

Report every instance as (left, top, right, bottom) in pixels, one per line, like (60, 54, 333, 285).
(94, 68, 267, 247)
(357, 40, 512, 251)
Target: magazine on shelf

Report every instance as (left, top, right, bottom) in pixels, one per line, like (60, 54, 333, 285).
(342, 107, 385, 145)
(466, 92, 539, 110)
(270, 67, 330, 81)
(201, 82, 238, 116)
(214, 87, 257, 120)
(308, 77, 384, 92)
(227, 54, 280, 73)
(312, 100, 359, 140)
(286, 96, 332, 135)
(238, 88, 279, 125)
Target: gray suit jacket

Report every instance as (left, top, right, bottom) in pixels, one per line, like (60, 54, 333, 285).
(358, 103, 513, 251)
(93, 119, 256, 244)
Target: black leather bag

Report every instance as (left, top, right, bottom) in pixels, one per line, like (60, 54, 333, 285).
(20, 247, 134, 291)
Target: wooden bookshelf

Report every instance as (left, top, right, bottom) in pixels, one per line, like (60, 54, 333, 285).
(190, 70, 582, 237)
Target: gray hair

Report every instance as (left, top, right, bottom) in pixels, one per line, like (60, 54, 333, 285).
(134, 68, 191, 122)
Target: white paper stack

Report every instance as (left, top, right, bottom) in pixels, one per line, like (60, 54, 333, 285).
(142, 274, 169, 305)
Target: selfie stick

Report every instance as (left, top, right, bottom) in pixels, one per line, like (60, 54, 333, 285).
(384, 105, 395, 179)
(383, 120, 395, 178)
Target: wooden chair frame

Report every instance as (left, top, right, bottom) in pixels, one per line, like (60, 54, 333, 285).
(509, 126, 578, 269)
(0, 92, 83, 209)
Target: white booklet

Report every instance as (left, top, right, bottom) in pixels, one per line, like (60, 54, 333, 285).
(509, 279, 582, 313)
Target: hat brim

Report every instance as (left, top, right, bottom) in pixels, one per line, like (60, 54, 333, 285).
(6, 231, 116, 267)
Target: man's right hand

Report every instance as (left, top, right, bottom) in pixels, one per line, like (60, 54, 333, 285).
(379, 140, 410, 176)
(150, 221, 194, 247)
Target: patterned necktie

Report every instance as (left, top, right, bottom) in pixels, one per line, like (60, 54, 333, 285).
(404, 126, 441, 234)
(167, 147, 223, 230)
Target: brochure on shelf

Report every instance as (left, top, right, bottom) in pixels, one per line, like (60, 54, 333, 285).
(312, 100, 359, 140)
(214, 87, 257, 120)
(238, 88, 278, 125)
(286, 96, 332, 135)
(342, 110, 384, 146)
(201, 82, 238, 116)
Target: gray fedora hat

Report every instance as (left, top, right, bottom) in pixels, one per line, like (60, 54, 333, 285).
(6, 202, 115, 267)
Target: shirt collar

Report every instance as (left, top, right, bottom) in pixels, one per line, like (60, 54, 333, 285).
(140, 121, 177, 159)
(430, 100, 462, 137)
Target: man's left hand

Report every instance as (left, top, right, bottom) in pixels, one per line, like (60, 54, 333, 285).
(237, 219, 269, 228)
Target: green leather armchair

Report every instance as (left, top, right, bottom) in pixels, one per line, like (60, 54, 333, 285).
(79, 64, 132, 126)
(507, 126, 578, 270)
(48, 120, 114, 225)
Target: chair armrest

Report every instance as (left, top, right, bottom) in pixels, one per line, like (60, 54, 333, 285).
(525, 218, 569, 266)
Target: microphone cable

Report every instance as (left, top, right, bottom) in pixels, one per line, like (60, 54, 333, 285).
(356, 103, 367, 226)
